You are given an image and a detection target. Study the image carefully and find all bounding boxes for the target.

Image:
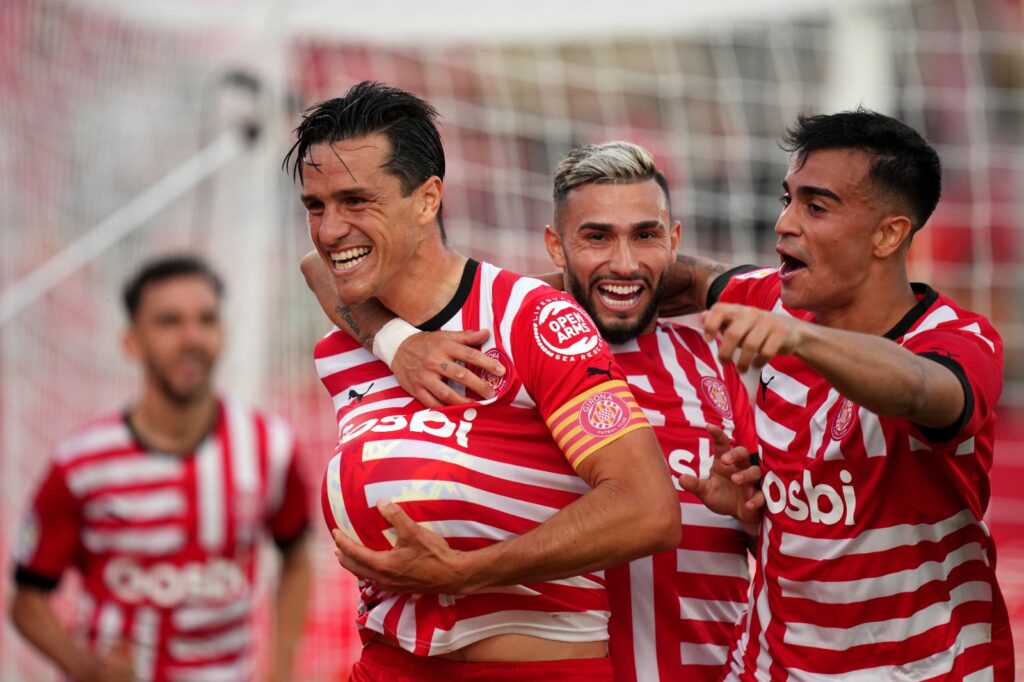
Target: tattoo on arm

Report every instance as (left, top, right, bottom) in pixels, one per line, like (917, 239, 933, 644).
(336, 305, 374, 351)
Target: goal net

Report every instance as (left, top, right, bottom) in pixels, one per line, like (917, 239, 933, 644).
(2, 0, 1022, 679)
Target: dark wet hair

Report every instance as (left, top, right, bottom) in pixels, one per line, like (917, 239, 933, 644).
(781, 108, 942, 232)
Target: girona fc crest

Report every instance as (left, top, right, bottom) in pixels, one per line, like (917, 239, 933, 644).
(474, 347, 511, 396)
(532, 297, 601, 361)
(830, 397, 857, 440)
(579, 392, 630, 437)
(700, 376, 733, 419)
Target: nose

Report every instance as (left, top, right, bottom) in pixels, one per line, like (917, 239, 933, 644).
(608, 239, 639, 276)
(314, 205, 352, 247)
(775, 206, 799, 238)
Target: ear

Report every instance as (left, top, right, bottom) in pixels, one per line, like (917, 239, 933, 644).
(669, 219, 682, 253)
(122, 325, 140, 361)
(416, 176, 443, 226)
(873, 214, 913, 258)
(544, 225, 566, 268)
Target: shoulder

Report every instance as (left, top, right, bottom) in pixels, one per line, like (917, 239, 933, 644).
(901, 286, 1002, 352)
(53, 413, 133, 465)
(217, 396, 298, 450)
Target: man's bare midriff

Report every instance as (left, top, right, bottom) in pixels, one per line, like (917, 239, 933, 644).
(370, 632, 607, 662)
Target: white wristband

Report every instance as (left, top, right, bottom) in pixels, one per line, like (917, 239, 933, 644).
(372, 318, 419, 367)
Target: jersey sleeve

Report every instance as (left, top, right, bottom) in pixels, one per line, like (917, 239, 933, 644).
(902, 324, 1003, 444)
(508, 289, 650, 470)
(711, 266, 779, 311)
(268, 441, 311, 551)
(13, 463, 82, 590)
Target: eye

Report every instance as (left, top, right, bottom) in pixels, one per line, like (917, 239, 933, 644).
(345, 196, 368, 206)
(808, 203, 825, 215)
(778, 194, 791, 207)
(585, 232, 606, 242)
(637, 231, 656, 240)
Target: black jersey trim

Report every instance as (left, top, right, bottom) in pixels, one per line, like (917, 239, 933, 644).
(274, 523, 310, 554)
(706, 265, 762, 308)
(418, 259, 480, 332)
(884, 283, 939, 340)
(914, 352, 975, 443)
(14, 565, 60, 592)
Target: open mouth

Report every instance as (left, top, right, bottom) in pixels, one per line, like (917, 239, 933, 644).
(596, 282, 643, 308)
(330, 246, 372, 271)
(779, 253, 807, 278)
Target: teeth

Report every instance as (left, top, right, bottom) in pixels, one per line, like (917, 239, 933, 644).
(331, 247, 371, 271)
(600, 284, 641, 295)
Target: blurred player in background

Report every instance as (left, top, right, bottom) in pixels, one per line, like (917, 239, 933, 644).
(9, 255, 312, 682)
(305, 140, 760, 681)
(675, 110, 1013, 680)
(287, 81, 680, 680)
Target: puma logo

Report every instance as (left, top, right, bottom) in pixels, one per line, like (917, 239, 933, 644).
(586, 362, 613, 380)
(758, 372, 775, 401)
(348, 383, 374, 403)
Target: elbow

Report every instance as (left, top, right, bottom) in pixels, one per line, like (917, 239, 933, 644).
(633, 487, 681, 555)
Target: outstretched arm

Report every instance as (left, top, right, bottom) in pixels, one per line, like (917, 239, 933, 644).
(333, 426, 681, 594)
(300, 251, 504, 406)
(704, 302, 966, 428)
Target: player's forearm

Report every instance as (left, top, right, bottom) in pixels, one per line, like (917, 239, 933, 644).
(455, 451, 680, 592)
(794, 324, 965, 427)
(659, 253, 731, 317)
(10, 588, 93, 679)
(300, 250, 394, 351)
(270, 538, 312, 681)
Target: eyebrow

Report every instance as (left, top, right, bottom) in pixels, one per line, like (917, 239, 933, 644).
(576, 219, 665, 232)
(300, 188, 371, 204)
(782, 180, 842, 204)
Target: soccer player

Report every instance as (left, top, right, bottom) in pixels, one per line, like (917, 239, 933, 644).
(286, 82, 679, 680)
(304, 140, 760, 681)
(9, 256, 312, 682)
(675, 110, 1013, 680)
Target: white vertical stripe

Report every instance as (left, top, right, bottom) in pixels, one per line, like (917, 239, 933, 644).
(611, 338, 641, 353)
(809, 389, 839, 459)
(498, 275, 543, 361)
(628, 555, 660, 680)
(657, 327, 705, 427)
(753, 517, 774, 678)
(674, 326, 738, 435)
(225, 402, 258, 547)
(325, 455, 356, 543)
(626, 375, 653, 392)
(195, 436, 225, 552)
(95, 602, 124, 655)
(860, 410, 888, 458)
(132, 607, 160, 682)
(265, 415, 293, 514)
(477, 262, 497, 346)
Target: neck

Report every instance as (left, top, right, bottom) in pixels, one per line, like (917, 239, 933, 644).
(378, 238, 468, 326)
(814, 270, 918, 335)
(129, 382, 218, 454)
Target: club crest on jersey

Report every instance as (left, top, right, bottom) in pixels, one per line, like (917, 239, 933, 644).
(474, 347, 511, 396)
(700, 376, 733, 419)
(579, 392, 630, 437)
(830, 397, 857, 440)
(532, 297, 601, 361)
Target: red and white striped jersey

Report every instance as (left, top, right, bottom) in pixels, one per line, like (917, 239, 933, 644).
(605, 321, 757, 682)
(317, 259, 650, 656)
(14, 398, 309, 682)
(715, 268, 1014, 681)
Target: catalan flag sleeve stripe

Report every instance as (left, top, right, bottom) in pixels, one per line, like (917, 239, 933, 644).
(546, 380, 651, 469)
